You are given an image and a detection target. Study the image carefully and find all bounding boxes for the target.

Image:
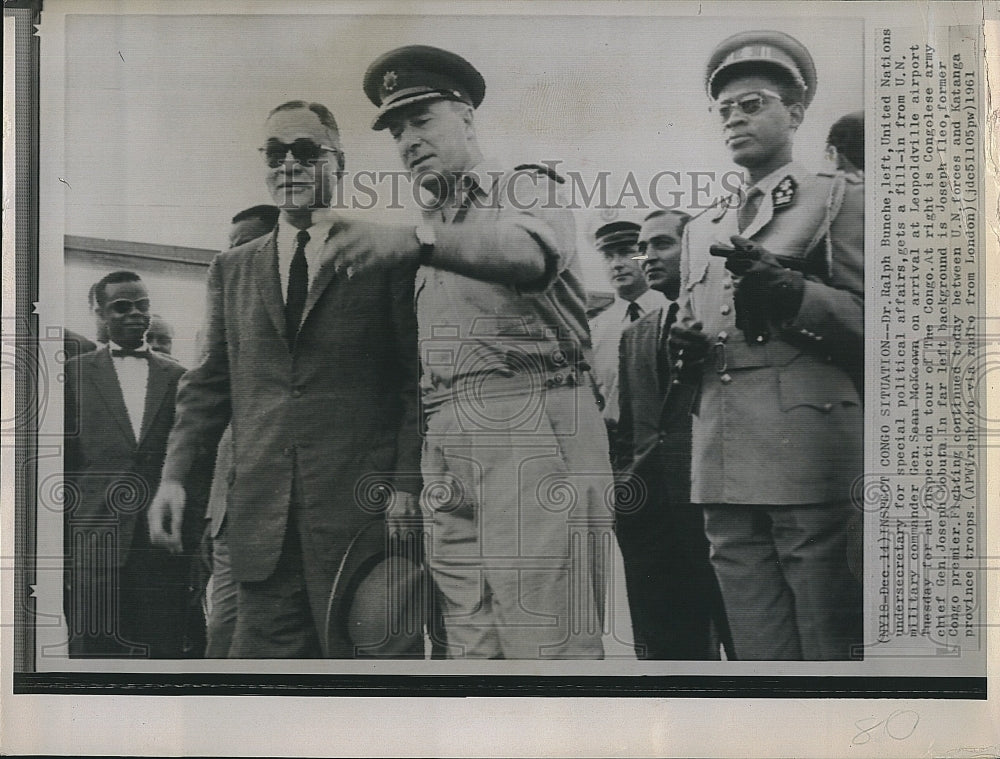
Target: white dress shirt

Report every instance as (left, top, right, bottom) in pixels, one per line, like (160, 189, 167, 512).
(589, 288, 666, 423)
(108, 341, 150, 441)
(275, 210, 338, 301)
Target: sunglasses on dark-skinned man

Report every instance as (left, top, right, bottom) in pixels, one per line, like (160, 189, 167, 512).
(106, 298, 151, 315)
(259, 138, 340, 168)
(711, 89, 784, 122)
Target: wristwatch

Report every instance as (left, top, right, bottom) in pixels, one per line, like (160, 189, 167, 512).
(415, 224, 436, 264)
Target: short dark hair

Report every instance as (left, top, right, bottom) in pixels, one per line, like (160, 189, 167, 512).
(643, 208, 693, 235)
(827, 111, 864, 171)
(266, 101, 345, 174)
(231, 204, 280, 227)
(268, 100, 340, 134)
(93, 270, 142, 308)
(713, 62, 806, 107)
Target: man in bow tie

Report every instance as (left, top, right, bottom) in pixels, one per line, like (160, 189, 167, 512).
(148, 101, 423, 658)
(615, 210, 731, 660)
(63, 271, 198, 657)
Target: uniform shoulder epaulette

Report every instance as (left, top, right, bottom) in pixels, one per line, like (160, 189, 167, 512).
(513, 163, 566, 184)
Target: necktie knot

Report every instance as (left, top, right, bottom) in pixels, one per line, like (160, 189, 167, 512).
(625, 301, 641, 322)
(295, 230, 310, 248)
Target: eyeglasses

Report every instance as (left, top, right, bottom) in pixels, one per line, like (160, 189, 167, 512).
(106, 298, 151, 315)
(711, 89, 783, 122)
(259, 139, 340, 168)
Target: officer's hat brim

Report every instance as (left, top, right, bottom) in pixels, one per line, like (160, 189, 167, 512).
(705, 30, 817, 107)
(364, 45, 485, 131)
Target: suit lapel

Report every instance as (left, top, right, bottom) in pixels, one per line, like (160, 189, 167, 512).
(299, 242, 339, 334)
(253, 231, 288, 347)
(91, 348, 137, 446)
(138, 356, 170, 446)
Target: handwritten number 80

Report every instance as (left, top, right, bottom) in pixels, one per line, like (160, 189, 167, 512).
(853, 710, 920, 745)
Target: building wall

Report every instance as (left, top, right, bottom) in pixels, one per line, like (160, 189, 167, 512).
(65, 236, 215, 368)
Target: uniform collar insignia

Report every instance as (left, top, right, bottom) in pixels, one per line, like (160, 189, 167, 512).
(772, 175, 797, 209)
(383, 70, 398, 92)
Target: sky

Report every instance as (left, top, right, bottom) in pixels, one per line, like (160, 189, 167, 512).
(55, 9, 862, 357)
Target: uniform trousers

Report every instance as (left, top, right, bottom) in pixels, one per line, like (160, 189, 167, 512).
(703, 501, 862, 660)
(421, 384, 614, 659)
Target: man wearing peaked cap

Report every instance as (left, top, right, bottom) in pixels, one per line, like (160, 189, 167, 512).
(588, 220, 665, 441)
(364, 45, 486, 132)
(323, 44, 615, 659)
(669, 31, 864, 660)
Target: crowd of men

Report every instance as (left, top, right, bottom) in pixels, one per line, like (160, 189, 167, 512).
(62, 30, 864, 661)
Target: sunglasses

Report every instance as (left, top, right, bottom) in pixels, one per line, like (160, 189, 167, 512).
(106, 298, 151, 315)
(259, 138, 340, 168)
(711, 89, 783, 122)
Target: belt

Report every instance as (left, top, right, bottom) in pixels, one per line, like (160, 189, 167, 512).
(423, 368, 586, 411)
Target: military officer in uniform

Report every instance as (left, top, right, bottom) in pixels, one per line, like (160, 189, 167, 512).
(322, 45, 614, 659)
(669, 31, 864, 660)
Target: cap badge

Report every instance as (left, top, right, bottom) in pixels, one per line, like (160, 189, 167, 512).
(772, 175, 797, 208)
(383, 70, 398, 92)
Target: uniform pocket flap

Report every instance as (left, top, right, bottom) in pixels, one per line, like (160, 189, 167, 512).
(778, 358, 859, 412)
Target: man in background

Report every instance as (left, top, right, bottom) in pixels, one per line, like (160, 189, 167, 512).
(825, 111, 864, 176)
(228, 204, 280, 249)
(588, 220, 665, 453)
(616, 209, 731, 659)
(146, 315, 177, 358)
(64, 271, 200, 656)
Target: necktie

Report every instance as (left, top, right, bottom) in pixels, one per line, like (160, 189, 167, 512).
(738, 187, 763, 233)
(111, 348, 150, 359)
(285, 229, 310, 345)
(625, 301, 641, 322)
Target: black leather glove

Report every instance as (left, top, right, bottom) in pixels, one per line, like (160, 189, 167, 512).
(725, 236, 805, 344)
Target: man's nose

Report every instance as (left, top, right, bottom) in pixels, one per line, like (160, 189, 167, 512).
(723, 108, 748, 129)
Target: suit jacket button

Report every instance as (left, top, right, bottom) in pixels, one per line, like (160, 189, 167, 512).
(291, 388, 302, 398)
(823, 403, 833, 412)
(720, 304, 731, 315)
(283, 446, 294, 457)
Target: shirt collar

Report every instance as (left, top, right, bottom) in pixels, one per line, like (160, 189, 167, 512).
(277, 208, 337, 246)
(109, 340, 150, 355)
(743, 160, 805, 197)
(611, 289, 665, 321)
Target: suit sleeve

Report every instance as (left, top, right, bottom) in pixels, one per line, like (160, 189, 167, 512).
(781, 179, 864, 372)
(161, 256, 232, 484)
(388, 263, 423, 496)
(433, 172, 575, 292)
(614, 330, 636, 475)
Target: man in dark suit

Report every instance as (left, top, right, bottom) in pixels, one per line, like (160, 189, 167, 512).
(202, 205, 279, 658)
(616, 210, 730, 660)
(63, 270, 199, 657)
(149, 101, 423, 658)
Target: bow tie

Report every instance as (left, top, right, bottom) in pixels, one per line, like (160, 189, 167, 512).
(111, 347, 150, 359)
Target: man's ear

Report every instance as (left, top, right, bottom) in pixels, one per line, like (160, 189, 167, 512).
(787, 102, 805, 130)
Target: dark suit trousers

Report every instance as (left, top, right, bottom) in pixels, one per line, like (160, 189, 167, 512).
(67, 517, 193, 658)
(227, 485, 427, 659)
(615, 491, 729, 660)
